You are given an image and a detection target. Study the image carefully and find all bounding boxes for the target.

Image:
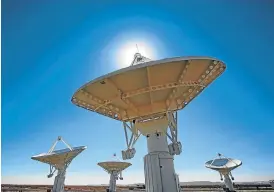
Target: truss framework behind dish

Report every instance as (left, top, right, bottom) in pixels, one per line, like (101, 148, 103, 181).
(121, 110, 181, 160)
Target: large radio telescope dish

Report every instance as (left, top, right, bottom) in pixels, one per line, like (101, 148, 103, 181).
(72, 56, 225, 124)
(72, 53, 226, 192)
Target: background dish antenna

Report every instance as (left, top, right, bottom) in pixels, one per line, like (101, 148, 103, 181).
(31, 136, 87, 192)
(72, 52, 226, 192)
(98, 154, 131, 192)
(205, 153, 242, 192)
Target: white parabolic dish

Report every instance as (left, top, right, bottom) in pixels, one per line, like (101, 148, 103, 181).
(98, 161, 132, 174)
(71, 56, 226, 123)
(205, 158, 242, 172)
(31, 146, 87, 169)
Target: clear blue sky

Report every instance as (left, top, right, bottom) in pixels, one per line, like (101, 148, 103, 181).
(2, 0, 274, 184)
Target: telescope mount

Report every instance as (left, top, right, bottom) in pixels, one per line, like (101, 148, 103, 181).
(72, 52, 226, 192)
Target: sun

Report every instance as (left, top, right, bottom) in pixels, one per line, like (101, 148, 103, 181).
(116, 41, 156, 68)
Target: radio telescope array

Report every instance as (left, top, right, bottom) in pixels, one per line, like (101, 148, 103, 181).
(98, 153, 131, 192)
(72, 52, 226, 192)
(31, 136, 87, 192)
(205, 153, 242, 192)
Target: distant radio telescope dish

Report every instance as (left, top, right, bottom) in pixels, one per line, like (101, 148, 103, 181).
(205, 153, 242, 192)
(72, 52, 226, 192)
(98, 154, 131, 192)
(205, 158, 242, 172)
(31, 136, 87, 192)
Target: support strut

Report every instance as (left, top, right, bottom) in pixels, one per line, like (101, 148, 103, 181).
(223, 174, 235, 192)
(121, 121, 141, 160)
(52, 168, 66, 192)
(108, 171, 123, 192)
(47, 136, 73, 192)
(51, 161, 71, 192)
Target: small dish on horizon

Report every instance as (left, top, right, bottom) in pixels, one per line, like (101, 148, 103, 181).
(98, 153, 132, 192)
(205, 157, 242, 173)
(205, 153, 242, 192)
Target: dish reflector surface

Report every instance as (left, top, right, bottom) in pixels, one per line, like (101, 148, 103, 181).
(98, 161, 131, 173)
(205, 158, 242, 171)
(31, 146, 86, 169)
(72, 56, 226, 122)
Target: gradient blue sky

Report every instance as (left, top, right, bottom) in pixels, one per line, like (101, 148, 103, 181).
(2, 0, 274, 184)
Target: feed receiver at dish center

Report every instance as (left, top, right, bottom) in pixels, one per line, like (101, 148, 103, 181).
(72, 52, 226, 192)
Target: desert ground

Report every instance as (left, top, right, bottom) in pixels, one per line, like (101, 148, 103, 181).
(2, 183, 274, 192)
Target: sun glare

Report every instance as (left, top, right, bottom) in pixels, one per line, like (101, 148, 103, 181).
(116, 41, 156, 68)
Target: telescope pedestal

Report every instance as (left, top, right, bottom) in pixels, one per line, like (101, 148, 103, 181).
(144, 133, 180, 192)
(52, 169, 66, 192)
(109, 172, 118, 192)
(224, 174, 234, 192)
